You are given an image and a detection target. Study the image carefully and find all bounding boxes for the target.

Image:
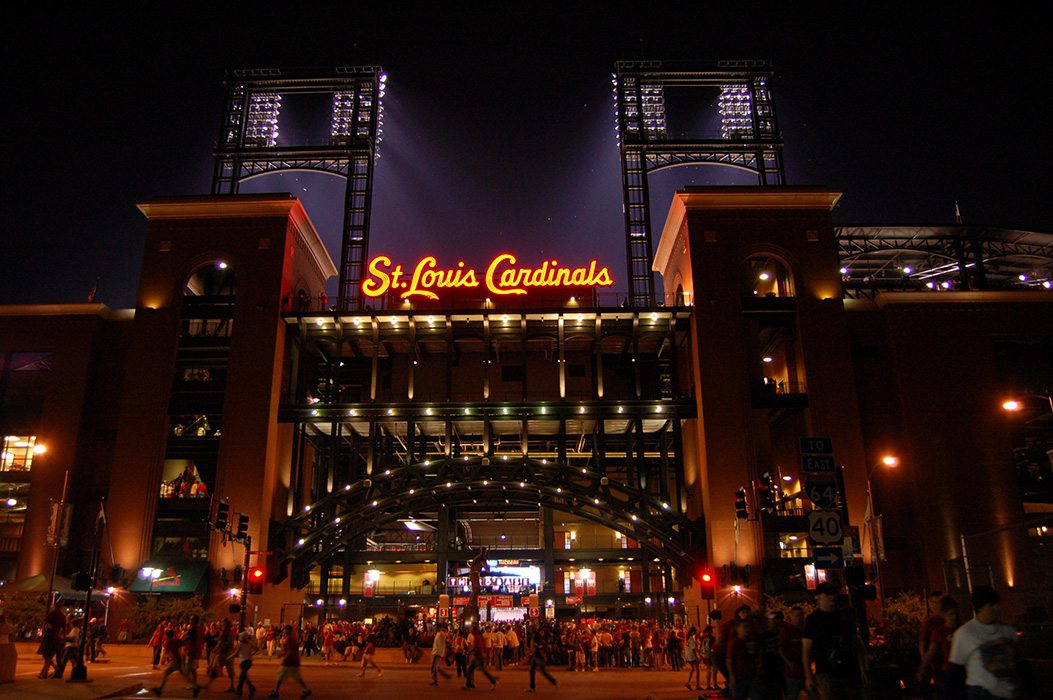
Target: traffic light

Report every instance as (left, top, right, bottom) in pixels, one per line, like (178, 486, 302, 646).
(699, 568, 716, 600)
(235, 513, 249, 542)
(214, 499, 230, 531)
(734, 488, 748, 519)
(247, 565, 265, 594)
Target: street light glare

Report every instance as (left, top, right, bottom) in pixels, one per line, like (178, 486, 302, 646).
(881, 455, 899, 467)
(1002, 400, 1022, 412)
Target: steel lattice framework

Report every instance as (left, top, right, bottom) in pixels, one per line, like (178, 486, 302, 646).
(283, 453, 706, 589)
(836, 225, 1053, 297)
(211, 66, 385, 310)
(614, 60, 786, 307)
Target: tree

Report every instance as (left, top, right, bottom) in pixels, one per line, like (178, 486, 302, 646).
(123, 595, 210, 641)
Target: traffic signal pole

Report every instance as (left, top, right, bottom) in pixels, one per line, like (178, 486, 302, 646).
(239, 534, 250, 630)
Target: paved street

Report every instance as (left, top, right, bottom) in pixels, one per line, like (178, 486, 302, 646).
(3, 645, 720, 699)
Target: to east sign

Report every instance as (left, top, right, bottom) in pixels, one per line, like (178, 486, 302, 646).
(807, 510, 844, 544)
(801, 455, 836, 474)
(800, 437, 833, 454)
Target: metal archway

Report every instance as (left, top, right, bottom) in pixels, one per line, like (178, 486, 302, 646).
(282, 454, 706, 588)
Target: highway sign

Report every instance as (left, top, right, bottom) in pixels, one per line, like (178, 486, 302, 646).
(804, 479, 839, 509)
(801, 454, 836, 474)
(800, 437, 833, 454)
(807, 510, 844, 544)
(813, 547, 845, 569)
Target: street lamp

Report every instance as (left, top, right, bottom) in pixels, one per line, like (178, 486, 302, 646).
(1000, 394, 1053, 414)
(865, 455, 898, 603)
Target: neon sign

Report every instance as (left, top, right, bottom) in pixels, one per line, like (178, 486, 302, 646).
(362, 253, 615, 301)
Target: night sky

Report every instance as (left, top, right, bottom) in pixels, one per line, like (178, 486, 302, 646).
(4, 5, 1049, 308)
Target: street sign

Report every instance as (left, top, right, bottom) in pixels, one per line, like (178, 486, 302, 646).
(813, 547, 845, 569)
(807, 510, 844, 544)
(804, 479, 839, 509)
(801, 455, 836, 474)
(800, 437, 833, 454)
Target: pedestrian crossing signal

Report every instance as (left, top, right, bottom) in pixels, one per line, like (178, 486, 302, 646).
(734, 488, 748, 519)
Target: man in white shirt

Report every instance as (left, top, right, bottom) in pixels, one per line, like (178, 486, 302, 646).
(948, 586, 1022, 700)
(492, 626, 506, 670)
(430, 623, 451, 686)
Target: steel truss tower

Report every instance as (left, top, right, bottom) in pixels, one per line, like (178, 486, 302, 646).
(614, 61, 786, 306)
(212, 66, 385, 310)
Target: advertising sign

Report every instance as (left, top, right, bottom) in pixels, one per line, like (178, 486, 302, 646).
(362, 254, 615, 301)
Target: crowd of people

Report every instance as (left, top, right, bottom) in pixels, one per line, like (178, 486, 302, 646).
(23, 581, 1038, 699)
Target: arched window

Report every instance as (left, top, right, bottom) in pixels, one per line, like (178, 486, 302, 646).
(182, 261, 235, 337)
(675, 284, 685, 306)
(185, 260, 236, 298)
(743, 255, 794, 298)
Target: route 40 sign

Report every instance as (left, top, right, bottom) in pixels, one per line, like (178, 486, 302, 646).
(807, 510, 844, 545)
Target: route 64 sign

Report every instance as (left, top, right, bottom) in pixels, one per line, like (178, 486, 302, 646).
(807, 510, 844, 545)
(804, 479, 839, 509)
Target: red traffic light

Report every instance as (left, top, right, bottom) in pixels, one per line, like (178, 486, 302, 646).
(247, 566, 265, 594)
(699, 567, 716, 600)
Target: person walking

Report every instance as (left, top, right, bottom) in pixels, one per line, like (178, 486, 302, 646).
(464, 622, 498, 690)
(526, 627, 557, 693)
(802, 583, 867, 700)
(268, 624, 311, 699)
(38, 601, 66, 679)
(149, 622, 166, 669)
(358, 634, 384, 678)
(917, 596, 958, 698)
(152, 632, 203, 697)
(780, 607, 805, 700)
(429, 622, 452, 685)
(728, 619, 762, 700)
(232, 629, 257, 697)
(949, 586, 1032, 700)
(685, 626, 703, 691)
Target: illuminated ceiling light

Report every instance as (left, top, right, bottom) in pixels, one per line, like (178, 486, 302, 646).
(1043, 280, 1052, 289)
(304, 506, 311, 512)
(941, 281, 952, 289)
(661, 502, 669, 510)
(482, 480, 488, 485)
(762, 356, 773, 363)
(348, 409, 356, 416)
(576, 313, 584, 322)
(650, 312, 658, 321)
(926, 282, 935, 289)
(379, 73, 388, 83)
(386, 409, 393, 415)
(371, 500, 378, 506)
(344, 484, 351, 491)
(297, 538, 305, 546)
(502, 314, 510, 322)
(902, 266, 913, 274)
(500, 533, 507, 541)
(839, 267, 849, 275)
(310, 410, 318, 417)
(446, 482, 452, 488)
(5, 498, 16, 507)
(1019, 273, 1028, 281)
(758, 272, 771, 281)
(353, 317, 361, 325)
(333, 517, 341, 524)
(594, 498, 600, 505)
(782, 475, 794, 482)
(631, 515, 637, 521)
(216, 261, 228, 269)
(315, 319, 324, 326)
